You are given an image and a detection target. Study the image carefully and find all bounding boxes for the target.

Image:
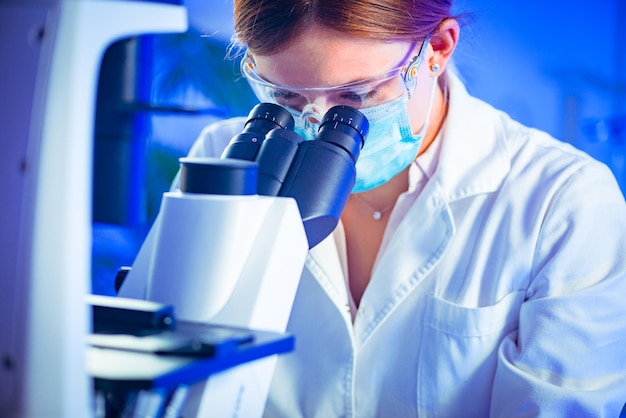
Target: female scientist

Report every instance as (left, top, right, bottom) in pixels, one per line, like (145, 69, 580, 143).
(183, 0, 626, 416)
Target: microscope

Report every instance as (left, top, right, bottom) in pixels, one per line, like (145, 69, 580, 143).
(0, 0, 368, 414)
(117, 102, 368, 417)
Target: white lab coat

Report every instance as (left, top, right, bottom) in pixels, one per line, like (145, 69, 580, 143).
(181, 72, 626, 417)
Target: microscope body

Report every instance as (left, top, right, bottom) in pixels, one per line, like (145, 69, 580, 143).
(120, 161, 308, 417)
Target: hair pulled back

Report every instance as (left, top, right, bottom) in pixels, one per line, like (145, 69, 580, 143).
(233, 0, 454, 55)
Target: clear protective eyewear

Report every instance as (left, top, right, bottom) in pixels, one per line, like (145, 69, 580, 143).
(240, 38, 430, 114)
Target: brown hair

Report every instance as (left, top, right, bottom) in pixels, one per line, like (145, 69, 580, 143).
(232, 0, 455, 55)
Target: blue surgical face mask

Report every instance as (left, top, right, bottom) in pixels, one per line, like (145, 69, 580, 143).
(352, 75, 438, 193)
(292, 76, 438, 193)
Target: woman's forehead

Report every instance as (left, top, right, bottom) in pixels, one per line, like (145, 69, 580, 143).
(252, 27, 412, 88)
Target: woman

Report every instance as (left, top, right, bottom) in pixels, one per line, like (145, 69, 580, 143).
(184, 0, 626, 416)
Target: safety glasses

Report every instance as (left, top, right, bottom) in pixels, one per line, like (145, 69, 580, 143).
(240, 37, 430, 113)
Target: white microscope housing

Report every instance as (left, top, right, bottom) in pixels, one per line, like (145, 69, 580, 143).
(121, 158, 308, 417)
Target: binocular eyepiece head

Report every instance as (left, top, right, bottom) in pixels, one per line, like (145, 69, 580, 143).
(252, 103, 369, 248)
(317, 105, 368, 162)
(195, 102, 369, 248)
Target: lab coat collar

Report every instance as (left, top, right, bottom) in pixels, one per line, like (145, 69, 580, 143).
(434, 71, 511, 201)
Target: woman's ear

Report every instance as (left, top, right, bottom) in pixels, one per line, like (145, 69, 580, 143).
(428, 18, 460, 74)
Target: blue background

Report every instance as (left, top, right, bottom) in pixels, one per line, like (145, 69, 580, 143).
(184, 0, 626, 186)
(91, 0, 626, 295)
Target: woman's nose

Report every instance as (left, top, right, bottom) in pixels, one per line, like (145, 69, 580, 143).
(301, 102, 326, 125)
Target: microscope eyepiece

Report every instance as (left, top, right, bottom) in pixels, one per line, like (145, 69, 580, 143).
(243, 102, 295, 133)
(221, 103, 295, 161)
(317, 105, 368, 163)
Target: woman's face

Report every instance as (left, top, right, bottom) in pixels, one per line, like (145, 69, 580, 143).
(250, 25, 437, 133)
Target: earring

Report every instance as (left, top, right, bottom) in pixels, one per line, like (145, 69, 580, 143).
(431, 63, 441, 73)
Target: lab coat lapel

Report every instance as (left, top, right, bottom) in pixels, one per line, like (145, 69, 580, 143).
(351, 72, 510, 347)
(354, 180, 454, 347)
(305, 233, 351, 315)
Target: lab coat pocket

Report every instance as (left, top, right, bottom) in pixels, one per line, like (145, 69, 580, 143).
(417, 290, 525, 418)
